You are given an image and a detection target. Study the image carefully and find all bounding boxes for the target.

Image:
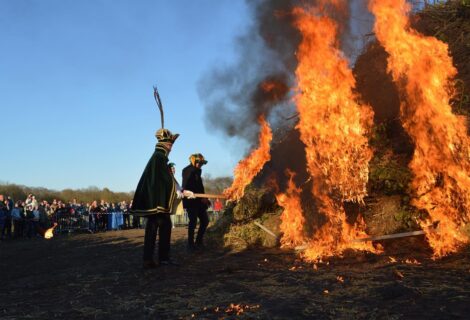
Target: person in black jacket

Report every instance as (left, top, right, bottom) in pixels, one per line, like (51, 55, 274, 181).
(182, 153, 210, 251)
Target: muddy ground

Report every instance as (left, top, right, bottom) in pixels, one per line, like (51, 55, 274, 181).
(1, 228, 469, 320)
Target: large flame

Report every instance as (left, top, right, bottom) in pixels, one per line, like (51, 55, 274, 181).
(370, 0, 470, 257)
(292, 4, 377, 262)
(276, 170, 306, 247)
(224, 116, 272, 201)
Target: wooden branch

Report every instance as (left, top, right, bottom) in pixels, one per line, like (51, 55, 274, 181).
(254, 221, 278, 238)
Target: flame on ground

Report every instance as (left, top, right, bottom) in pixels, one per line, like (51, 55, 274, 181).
(276, 170, 306, 247)
(44, 223, 58, 239)
(224, 116, 272, 201)
(291, 4, 377, 262)
(370, 0, 470, 258)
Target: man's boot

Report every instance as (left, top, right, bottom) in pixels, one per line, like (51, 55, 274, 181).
(187, 228, 197, 252)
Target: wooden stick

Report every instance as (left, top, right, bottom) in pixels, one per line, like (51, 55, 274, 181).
(295, 229, 429, 251)
(192, 193, 227, 199)
(351, 230, 426, 242)
(254, 221, 278, 238)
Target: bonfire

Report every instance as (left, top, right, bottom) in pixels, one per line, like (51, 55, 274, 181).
(220, 0, 470, 263)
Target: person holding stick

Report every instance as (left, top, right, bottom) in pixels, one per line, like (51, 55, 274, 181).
(182, 153, 210, 252)
(130, 128, 182, 268)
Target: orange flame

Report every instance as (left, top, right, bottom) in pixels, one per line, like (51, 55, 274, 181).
(291, 5, 377, 262)
(224, 116, 272, 201)
(276, 170, 306, 247)
(293, 6, 374, 204)
(44, 223, 58, 240)
(370, 0, 470, 258)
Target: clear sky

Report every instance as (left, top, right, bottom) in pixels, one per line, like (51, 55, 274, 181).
(0, 0, 251, 192)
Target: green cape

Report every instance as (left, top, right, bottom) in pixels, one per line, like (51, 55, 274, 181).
(130, 146, 176, 216)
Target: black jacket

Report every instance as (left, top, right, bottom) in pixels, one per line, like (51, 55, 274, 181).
(182, 164, 206, 210)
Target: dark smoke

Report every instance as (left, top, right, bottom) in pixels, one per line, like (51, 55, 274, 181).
(197, 0, 301, 142)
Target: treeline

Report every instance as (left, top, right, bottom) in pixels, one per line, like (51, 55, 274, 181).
(0, 184, 134, 204)
(0, 176, 233, 204)
(203, 175, 233, 195)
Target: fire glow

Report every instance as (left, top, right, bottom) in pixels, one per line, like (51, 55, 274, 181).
(224, 116, 272, 201)
(44, 223, 58, 240)
(276, 170, 305, 247)
(285, 3, 377, 262)
(370, 0, 470, 258)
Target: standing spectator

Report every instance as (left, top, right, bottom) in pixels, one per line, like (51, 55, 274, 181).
(70, 198, 79, 212)
(24, 195, 36, 239)
(89, 201, 100, 233)
(7, 196, 14, 215)
(38, 202, 49, 229)
(11, 201, 24, 238)
(99, 200, 108, 231)
(182, 153, 210, 252)
(121, 201, 130, 229)
(113, 203, 124, 230)
(31, 195, 38, 211)
(25, 194, 33, 214)
(107, 203, 115, 231)
(0, 195, 7, 240)
(50, 199, 58, 217)
(55, 202, 68, 233)
(31, 205, 40, 236)
(213, 198, 224, 220)
(1, 196, 12, 240)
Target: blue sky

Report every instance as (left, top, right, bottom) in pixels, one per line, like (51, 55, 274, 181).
(0, 0, 251, 192)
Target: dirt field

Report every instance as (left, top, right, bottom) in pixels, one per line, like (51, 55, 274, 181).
(1, 228, 469, 319)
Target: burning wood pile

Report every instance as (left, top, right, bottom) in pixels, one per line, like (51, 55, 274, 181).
(208, 0, 470, 263)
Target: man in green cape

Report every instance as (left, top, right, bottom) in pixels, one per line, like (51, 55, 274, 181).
(130, 128, 182, 268)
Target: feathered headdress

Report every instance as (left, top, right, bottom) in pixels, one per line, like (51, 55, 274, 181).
(153, 86, 179, 144)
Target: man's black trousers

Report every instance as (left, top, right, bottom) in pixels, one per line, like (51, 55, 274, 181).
(187, 207, 209, 247)
(143, 214, 171, 262)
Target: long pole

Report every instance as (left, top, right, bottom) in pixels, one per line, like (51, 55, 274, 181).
(192, 193, 227, 199)
(351, 230, 426, 242)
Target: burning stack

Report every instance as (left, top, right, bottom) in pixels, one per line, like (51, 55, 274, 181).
(204, 0, 470, 261)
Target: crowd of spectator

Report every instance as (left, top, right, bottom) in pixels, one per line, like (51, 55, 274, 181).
(0, 193, 225, 241)
(0, 193, 140, 241)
